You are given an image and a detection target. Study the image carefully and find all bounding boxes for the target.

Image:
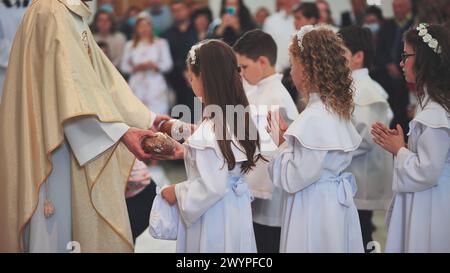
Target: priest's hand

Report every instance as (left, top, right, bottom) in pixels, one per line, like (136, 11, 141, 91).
(161, 185, 177, 206)
(121, 127, 155, 161)
(266, 110, 288, 146)
(371, 122, 406, 155)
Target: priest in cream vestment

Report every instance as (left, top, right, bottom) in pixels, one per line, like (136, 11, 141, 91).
(0, 0, 170, 253)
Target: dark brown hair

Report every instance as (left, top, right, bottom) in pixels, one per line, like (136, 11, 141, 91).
(187, 40, 264, 174)
(293, 3, 320, 22)
(233, 29, 278, 66)
(404, 24, 450, 112)
(339, 25, 375, 69)
(90, 10, 118, 35)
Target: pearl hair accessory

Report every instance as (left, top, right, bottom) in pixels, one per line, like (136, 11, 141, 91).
(416, 23, 442, 54)
(296, 25, 315, 51)
(189, 44, 203, 65)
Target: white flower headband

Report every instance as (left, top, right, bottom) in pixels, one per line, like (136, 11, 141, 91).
(416, 23, 442, 54)
(296, 25, 315, 51)
(189, 43, 203, 65)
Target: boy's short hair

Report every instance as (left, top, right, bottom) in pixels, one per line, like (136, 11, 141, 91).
(338, 25, 375, 69)
(293, 3, 320, 21)
(233, 29, 277, 66)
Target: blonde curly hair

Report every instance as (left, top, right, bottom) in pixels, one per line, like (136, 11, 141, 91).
(289, 27, 354, 120)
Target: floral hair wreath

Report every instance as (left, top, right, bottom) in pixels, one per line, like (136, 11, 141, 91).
(296, 25, 315, 51)
(416, 23, 442, 54)
(188, 42, 241, 72)
(189, 43, 203, 65)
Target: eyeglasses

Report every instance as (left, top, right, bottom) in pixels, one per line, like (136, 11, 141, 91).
(401, 52, 416, 64)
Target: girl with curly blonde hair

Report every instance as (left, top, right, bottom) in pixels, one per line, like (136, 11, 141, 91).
(267, 26, 364, 252)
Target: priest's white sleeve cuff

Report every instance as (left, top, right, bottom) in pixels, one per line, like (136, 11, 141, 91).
(64, 117, 130, 166)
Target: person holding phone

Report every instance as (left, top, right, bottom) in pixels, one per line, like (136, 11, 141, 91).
(210, 0, 256, 45)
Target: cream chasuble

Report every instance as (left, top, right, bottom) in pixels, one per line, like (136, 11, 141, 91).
(0, 0, 155, 252)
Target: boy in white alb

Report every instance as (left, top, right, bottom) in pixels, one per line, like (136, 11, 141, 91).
(234, 30, 299, 253)
(339, 26, 394, 251)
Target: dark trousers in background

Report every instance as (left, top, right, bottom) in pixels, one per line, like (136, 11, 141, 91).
(126, 181, 157, 243)
(253, 222, 281, 253)
(358, 210, 376, 252)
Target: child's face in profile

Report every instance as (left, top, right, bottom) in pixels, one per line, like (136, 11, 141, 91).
(400, 42, 416, 84)
(187, 68, 204, 102)
(236, 53, 265, 86)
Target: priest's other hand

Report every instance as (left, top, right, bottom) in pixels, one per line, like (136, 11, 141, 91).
(121, 127, 155, 161)
(161, 185, 177, 206)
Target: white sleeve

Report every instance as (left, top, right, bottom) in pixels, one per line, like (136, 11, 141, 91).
(156, 39, 173, 73)
(351, 105, 377, 158)
(175, 147, 228, 227)
(64, 117, 130, 166)
(269, 137, 328, 193)
(393, 126, 450, 193)
(120, 42, 133, 74)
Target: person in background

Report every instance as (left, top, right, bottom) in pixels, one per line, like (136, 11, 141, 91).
(286, 2, 321, 109)
(363, 5, 385, 41)
(263, 0, 300, 107)
(316, 0, 335, 26)
(119, 6, 141, 41)
(98, 0, 115, 13)
(263, 0, 300, 73)
(293, 2, 320, 31)
(121, 15, 173, 116)
(444, 1, 450, 24)
(254, 7, 271, 29)
(126, 160, 157, 243)
(415, 0, 447, 25)
(340, 0, 367, 27)
(192, 6, 213, 42)
(339, 26, 394, 252)
(162, 0, 198, 123)
(363, 5, 386, 104)
(91, 10, 127, 69)
(145, 0, 174, 36)
(209, 0, 256, 46)
(376, 0, 415, 137)
(185, 0, 209, 13)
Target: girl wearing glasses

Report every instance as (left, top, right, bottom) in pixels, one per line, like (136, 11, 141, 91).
(372, 23, 450, 253)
